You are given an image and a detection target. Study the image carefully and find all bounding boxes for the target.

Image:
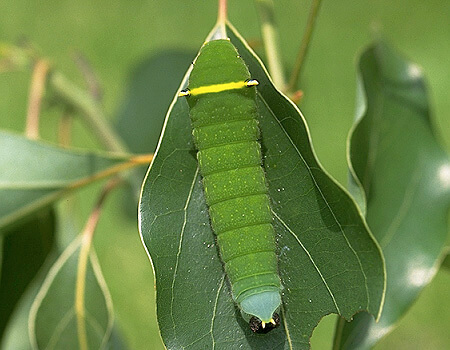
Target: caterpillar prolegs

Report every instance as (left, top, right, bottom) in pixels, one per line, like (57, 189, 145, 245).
(179, 39, 282, 333)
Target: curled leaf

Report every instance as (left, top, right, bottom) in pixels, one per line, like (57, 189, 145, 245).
(335, 42, 450, 350)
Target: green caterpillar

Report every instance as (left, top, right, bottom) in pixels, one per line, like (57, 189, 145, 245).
(179, 39, 282, 333)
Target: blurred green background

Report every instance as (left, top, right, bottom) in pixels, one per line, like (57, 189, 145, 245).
(1, 1, 449, 349)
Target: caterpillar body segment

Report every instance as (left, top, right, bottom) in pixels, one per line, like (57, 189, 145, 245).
(180, 39, 282, 333)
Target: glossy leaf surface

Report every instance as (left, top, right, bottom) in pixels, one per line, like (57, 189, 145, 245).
(29, 237, 113, 349)
(139, 23, 385, 349)
(0, 131, 128, 232)
(334, 43, 450, 350)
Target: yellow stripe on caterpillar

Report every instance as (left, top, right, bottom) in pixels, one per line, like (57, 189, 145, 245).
(179, 79, 259, 97)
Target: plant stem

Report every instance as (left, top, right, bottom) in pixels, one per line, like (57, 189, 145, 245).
(254, 0, 286, 90)
(75, 177, 121, 350)
(332, 317, 346, 350)
(0, 154, 154, 232)
(287, 0, 323, 92)
(9, 43, 128, 154)
(58, 110, 73, 147)
(5, 42, 126, 153)
(73, 52, 103, 102)
(67, 154, 154, 192)
(25, 59, 49, 139)
(218, 0, 228, 24)
(49, 71, 127, 154)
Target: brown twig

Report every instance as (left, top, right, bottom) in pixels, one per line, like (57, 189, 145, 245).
(58, 109, 73, 147)
(289, 90, 304, 104)
(25, 59, 50, 139)
(66, 154, 154, 193)
(218, 0, 228, 24)
(75, 176, 122, 350)
(73, 52, 103, 102)
(287, 0, 323, 92)
(81, 177, 122, 243)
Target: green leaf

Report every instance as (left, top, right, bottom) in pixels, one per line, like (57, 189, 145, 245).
(334, 42, 450, 350)
(139, 22, 385, 349)
(1, 243, 127, 350)
(0, 131, 129, 233)
(0, 208, 56, 343)
(1, 251, 59, 350)
(29, 237, 114, 349)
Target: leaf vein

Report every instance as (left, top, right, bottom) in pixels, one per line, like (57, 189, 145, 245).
(210, 274, 225, 349)
(273, 211, 341, 314)
(169, 167, 200, 337)
(259, 93, 370, 311)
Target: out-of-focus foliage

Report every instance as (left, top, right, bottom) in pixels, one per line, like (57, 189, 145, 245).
(335, 42, 450, 350)
(0, 209, 56, 343)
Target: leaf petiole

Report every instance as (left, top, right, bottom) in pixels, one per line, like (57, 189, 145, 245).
(75, 177, 122, 350)
(254, 0, 287, 90)
(25, 59, 49, 140)
(287, 0, 323, 92)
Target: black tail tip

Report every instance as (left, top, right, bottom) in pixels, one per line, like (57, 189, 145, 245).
(249, 313, 280, 334)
